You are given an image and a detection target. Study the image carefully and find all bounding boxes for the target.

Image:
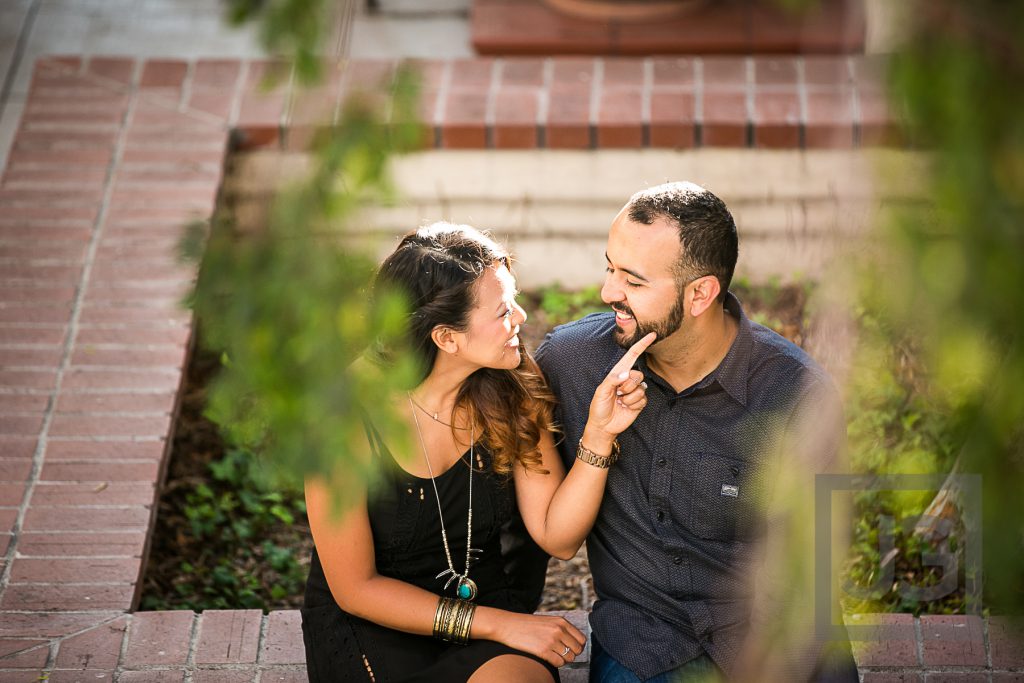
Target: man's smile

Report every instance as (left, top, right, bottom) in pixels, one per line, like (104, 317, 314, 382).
(612, 304, 635, 323)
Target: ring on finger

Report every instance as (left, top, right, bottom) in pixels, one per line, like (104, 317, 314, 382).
(561, 645, 571, 657)
(640, 381, 648, 389)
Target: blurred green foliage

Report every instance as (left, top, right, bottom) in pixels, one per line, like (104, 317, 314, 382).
(180, 1, 424, 513)
(182, 95, 423, 504)
(226, 0, 344, 85)
(535, 284, 605, 325)
(841, 310, 967, 614)
(853, 0, 1024, 612)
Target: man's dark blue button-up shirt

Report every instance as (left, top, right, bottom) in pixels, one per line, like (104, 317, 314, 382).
(535, 293, 842, 680)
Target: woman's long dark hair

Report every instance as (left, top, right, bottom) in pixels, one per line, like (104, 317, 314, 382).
(373, 222, 555, 474)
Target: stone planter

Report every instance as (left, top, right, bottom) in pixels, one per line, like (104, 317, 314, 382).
(540, 0, 709, 22)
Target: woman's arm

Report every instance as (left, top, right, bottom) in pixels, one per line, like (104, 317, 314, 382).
(514, 332, 656, 560)
(306, 477, 586, 667)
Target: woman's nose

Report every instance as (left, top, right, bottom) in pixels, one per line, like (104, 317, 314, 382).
(514, 302, 527, 326)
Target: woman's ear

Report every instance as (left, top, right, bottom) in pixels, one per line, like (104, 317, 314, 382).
(430, 325, 460, 355)
(688, 275, 723, 318)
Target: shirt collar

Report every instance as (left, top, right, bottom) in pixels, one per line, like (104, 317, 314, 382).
(711, 291, 752, 406)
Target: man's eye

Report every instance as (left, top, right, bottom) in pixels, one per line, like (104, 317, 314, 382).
(604, 266, 613, 274)
(626, 281, 642, 288)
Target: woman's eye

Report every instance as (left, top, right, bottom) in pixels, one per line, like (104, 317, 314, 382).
(626, 281, 641, 288)
(502, 307, 513, 318)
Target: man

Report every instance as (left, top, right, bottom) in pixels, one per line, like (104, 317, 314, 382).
(535, 182, 856, 682)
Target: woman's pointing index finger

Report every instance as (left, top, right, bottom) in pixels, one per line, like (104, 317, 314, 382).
(608, 332, 657, 380)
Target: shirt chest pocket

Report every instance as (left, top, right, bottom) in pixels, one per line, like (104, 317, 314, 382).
(681, 452, 767, 542)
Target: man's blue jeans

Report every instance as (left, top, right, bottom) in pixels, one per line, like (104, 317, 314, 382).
(589, 638, 721, 683)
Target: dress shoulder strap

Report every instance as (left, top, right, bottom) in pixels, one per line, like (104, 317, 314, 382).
(359, 410, 388, 462)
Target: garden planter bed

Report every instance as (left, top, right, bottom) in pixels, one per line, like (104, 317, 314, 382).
(139, 283, 810, 614)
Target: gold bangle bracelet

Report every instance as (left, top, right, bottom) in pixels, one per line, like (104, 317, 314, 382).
(432, 597, 449, 639)
(433, 597, 475, 644)
(460, 601, 476, 643)
(453, 599, 473, 644)
(444, 599, 459, 641)
(451, 602, 466, 643)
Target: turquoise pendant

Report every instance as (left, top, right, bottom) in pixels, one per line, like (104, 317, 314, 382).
(457, 577, 478, 601)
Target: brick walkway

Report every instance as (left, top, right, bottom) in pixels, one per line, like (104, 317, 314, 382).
(0, 54, 1019, 681)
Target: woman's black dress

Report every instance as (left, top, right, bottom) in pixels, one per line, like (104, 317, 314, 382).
(301, 426, 555, 682)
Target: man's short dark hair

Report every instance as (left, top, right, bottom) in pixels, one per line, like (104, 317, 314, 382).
(626, 182, 738, 302)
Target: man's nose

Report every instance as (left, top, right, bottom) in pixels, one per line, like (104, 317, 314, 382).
(601, 275, 622, 304)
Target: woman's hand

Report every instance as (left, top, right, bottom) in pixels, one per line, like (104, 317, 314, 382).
(585, 332, 657, 445)
(482, 610, 587, 668)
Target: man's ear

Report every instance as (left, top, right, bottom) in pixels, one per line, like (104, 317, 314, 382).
(688, 276, 722, 318)
(430, 325, 460, 355)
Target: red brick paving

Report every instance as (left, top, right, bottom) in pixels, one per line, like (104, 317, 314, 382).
(177, 55, 902, 151)
(0, 640, 49, 669)
(54, 615, 128, 670)
(0, 53, 1014, 680)
(192, 671, 257, 683)
(123, 611, 195, 666)
(194, 610, 262, 664)
(849, 613, 920, 667)
(1, 583, 135, 612)
(261, 611, 304, 665)
(921, 615, 987, 668)
(990, 618, 1024, 669)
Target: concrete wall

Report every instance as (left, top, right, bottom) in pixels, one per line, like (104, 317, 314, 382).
(227, 148, 926, 288)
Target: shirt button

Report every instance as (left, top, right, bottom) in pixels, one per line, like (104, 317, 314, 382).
(673, 555, 683, 565)
(657, 458, 667, 467)
(656, 509, 664, 522)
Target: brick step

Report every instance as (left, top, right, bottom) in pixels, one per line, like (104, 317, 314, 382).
(3, 55, 897, 158)
(2, 611, 1022, 680)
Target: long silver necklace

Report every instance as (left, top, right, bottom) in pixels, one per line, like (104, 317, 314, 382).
(407, 394, 481, 601)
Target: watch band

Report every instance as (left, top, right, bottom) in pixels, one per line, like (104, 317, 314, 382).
(576, 438, 620, 469)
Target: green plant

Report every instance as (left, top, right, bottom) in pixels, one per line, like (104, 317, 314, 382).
(225, 0, 347, 86)
(536, 284, 604, 326)
(141, 448, 309, 612)
(841, 311, 966, 615)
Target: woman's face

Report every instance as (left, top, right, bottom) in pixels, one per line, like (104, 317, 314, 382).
(456, 262, 527, 371)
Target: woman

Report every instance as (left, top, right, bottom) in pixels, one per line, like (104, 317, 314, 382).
(302, 223, 655, 682)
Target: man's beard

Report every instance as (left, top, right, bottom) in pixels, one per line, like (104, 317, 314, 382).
(611, 297, 685, 349)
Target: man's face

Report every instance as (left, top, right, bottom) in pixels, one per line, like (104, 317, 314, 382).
(601, 211, 687, 349)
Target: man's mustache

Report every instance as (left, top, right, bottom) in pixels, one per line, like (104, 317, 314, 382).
(611, 303, 634, 317)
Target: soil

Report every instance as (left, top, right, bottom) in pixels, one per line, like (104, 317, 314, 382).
(141, 284, 810, 612)
(141, 344, 316, 611)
